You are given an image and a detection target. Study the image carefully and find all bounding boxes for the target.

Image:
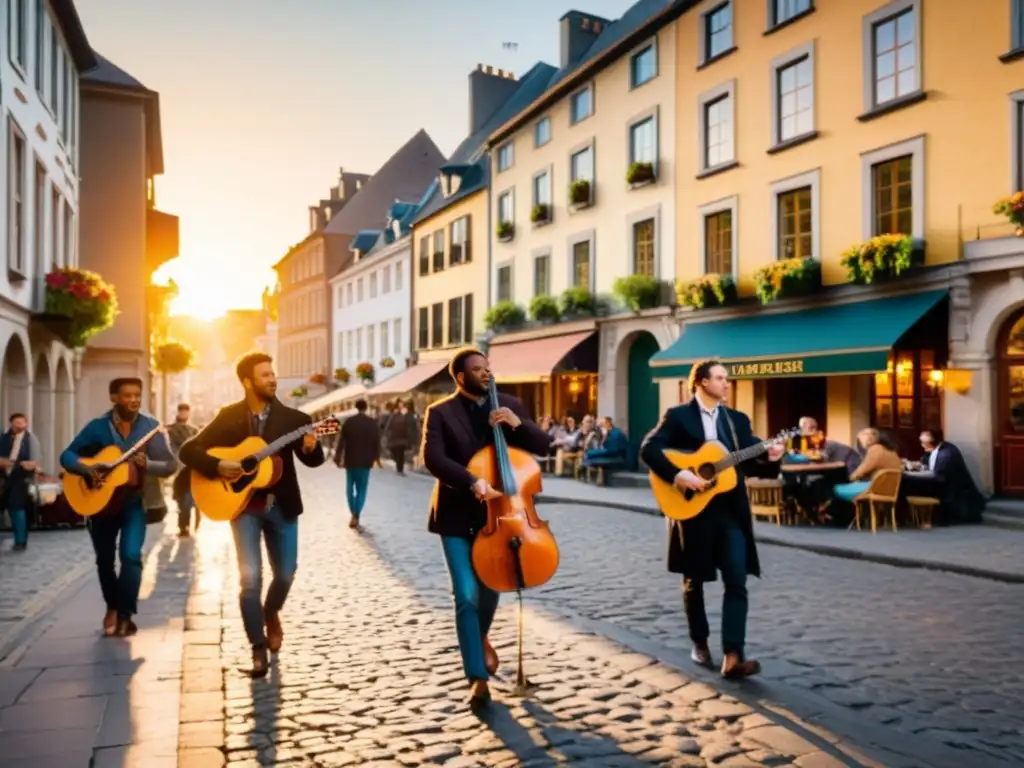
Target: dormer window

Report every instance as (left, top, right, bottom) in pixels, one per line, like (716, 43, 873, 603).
(439, 172, 463, 199)
(391, 220, 403, 238)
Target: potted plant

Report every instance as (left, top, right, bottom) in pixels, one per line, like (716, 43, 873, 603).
(309, 372, 326, 385)
(569, 179, 592, 208)
(530, 203, 551, 225)
(380, 356, 395, 368)
(840, 234, 917, 284)
(677, 274, 738, 310)
(529, 294, 561, 324)
(355, 362, 375, 383)
(626, 161, 656, 187)
(994, 191, 1024, 236)
(334, 367, 351, 384)
(496, 220, 515, 241)
(290, 385, 308, 399)
(484, 300, 527, 332)
(559, 286, 597, 317)
(42, 267, 118, 348)
(753, 257, 822, 304)
(612, 274, 663, 312)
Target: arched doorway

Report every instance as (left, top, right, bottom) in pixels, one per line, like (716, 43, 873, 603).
(32, 354, 54, 472)
(55, 356, 73, 459)
(997, 307, 1024, 496)
(626, 332, 660, 456)
(1, 334, 31, 419)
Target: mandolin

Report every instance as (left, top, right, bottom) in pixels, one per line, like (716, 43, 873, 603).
(63, 424, 168, 518)
(649, 428, 798, 521)
(191, 416, 340, 521)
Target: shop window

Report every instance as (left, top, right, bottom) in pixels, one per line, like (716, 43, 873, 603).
(872, 349, 942, 454)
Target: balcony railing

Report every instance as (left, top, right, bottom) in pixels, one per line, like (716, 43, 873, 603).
(147, 209, 180, 271)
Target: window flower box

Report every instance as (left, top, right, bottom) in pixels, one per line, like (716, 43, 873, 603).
(840, 234, 920, 284)
(677, 274, 738, 310)
(355, 362, 375, 383)
(612, 274, 664, 311)
(529, 295, 561, 324)
(484, 300, 526, 332)
(626, 161, 656, 188)
(290, 385, 308, 399)
(334, 367, 351, 384)
(559, 286, 597, 317)
(530, 204, 551, 225)
(496, 221, 515, 242)
(569, 179, 592, 209)
(380, 356, 395, 368)
(754, 257, 821, 304)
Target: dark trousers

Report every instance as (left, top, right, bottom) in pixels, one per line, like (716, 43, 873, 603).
(682, 515, 748, 657)
(390, 446, 406, 474)
(177, 490, 200, 532)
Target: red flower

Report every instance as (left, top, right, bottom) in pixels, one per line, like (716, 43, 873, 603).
(45, 272, 69, 288)
(97, 290, 110, 303)
(70, 283, 91, 299)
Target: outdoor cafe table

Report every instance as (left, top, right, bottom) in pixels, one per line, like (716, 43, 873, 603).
(780, 461, 848, 523)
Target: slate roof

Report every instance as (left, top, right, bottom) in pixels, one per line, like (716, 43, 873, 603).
(411, 61, 557, 226)
(324, 130, 445, 238)
(82, 53, 149, 91)
(52, 0, 96, 71)
(354, 180, 438, 264)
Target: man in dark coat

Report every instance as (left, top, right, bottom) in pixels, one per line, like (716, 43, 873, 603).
(385, 400, 418, 475)
(919, 429, 987, 524)
(641, 360, 783, 680)
(0, 413, 42, 551)
(166, 403, 199, 537)
(334, 399, 381, 529)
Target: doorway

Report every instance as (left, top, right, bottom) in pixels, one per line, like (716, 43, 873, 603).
(626, 332, 660, 453)
(767, 377, 827, 437)
(997, 307, 1024, 496)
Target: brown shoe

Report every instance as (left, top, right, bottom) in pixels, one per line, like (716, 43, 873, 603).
(721, 652, 761, 680)
(115, 617, 138, 637)
(250, 647, 269, 678)
(348, 515, 359, 529)
(265, 612, 283, 652)
(483, 637, 499, 675)
(468, 679, 491, 709)
(690, 643, 714, 669)
(102, 609, 117, 637)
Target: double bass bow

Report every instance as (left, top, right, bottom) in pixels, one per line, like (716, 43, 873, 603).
(468, 377, 560, 695)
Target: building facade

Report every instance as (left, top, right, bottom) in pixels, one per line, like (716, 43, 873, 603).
(0, 0, 95, 470)
(484, 6, 680, 441)
(650, 0, 1024, 496)
(77, 54, 178, 429)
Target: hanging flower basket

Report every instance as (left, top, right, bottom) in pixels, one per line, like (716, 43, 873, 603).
(43, 267, 118, 347)
(380, 356, 395, 368)
(309, 372, 326, 385)
(334, 367, 351, 384)
(356, 362, 375, 383)
(290, 385, 308, 399)
(993, 191, 1024, 236)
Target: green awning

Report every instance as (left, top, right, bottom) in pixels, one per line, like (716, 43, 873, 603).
(650, 289, 947, 380)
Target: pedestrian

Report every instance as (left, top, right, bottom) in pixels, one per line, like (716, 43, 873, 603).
(333, 399, 381, 529)
(166, 403, 199, 537)
(386, 400, 417, 475)
(420, 347, 552, 708)
(177, 353, 325, 678)
(59, 378, 177, 637)
(0, 413, 43, 551)
(640, 359, 784, 680)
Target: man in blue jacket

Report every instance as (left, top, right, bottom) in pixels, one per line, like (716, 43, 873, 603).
(60, 377, 176, 637)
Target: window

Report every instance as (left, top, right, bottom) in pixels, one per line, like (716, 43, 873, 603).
(872, 156, 913, 236)
(431, 303, 443, 347)
(355, 328, 363, 360)
(346, 282, 353, 305)
(346, 331, 354, 361)
(7, 122, 26, 275)
(571, 240, 591, 289)
(1013, 92, 1024, 192)
(450, 216, 470, 264)
(704, 211, 732, 275)
(419, 235, 429, 276)
(60, 51, 69, 143)
(630, 116, 656, 165)
(1014, 0, 1024, 50)
(393, 318, 402, 355)
(34, 0, 44, 88)
(872, 349, 943, 455)
(570, 86, 593, 124)
(33, 163, 44, 274)
(571, 146, 594, 182)
(533, 171, 551, 209)
(778, 187, 812, 259)
(535, 117, 551, 147)
(497, 142, 514, 172)
(771, 0, 812, 27)
(357, 278, 364, 302)
(533, 253, 550, 295)
(382, 264, 391, 293)
(497, 265, 512, 302)
(633, 219, 655, 276)
(432, 229, 444, 272)
(448, 298, 463, 345)
(8, 0, 26, 71)
(630, 44, 656, 88)
(380, 321, 389, 357)
(63, 205, 73, 267)
(369, 271, 378, 298)
(366, 325, 375, 360)
(770, 43, 816, 148)
(49, 24, 57, 112)
(417, 307, 429, 349)
(862, 1, 921, 113)
(696, 81, 737, 174)
(702, 2, 733, 63)
(497, 191, 514, 225)
(462, 294, 474, 343)
(336, 333, 344, 366)
(395, 261, 403, 290)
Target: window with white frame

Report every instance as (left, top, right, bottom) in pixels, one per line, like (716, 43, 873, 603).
(570, 86, 593, 124)
(630, 116, 656, 166)
(699, 82, 736, 172)
(535, 117, 551, 147)
(450, 215, 470, 264)
(432, 229, 445, 271)
(369, 271, 378, 298)
(699, 197, 738, 276)
(346, 330, 354, 360)
(770, 169, 820, 262)
(336, 285, 343, 308)
(498, 191, 514, 225)
(633, 219, 656, 276)
(393, 318, 402, 355)
(702, 2, 733, 63)
(356, 328, 363, 360)
(570, 236, 593, 289)
(571, 146, 594, 183)
(33, 163, 44, 275)
(533, 171, 551, 209)
(771, 0, 812, 28)
(366, 325, 375, 360)
(49, 24, 58, 112)
(533, 252, 551, 295)
(630, 43, 656, 88)
(382, 264, 391, 293)
(863, 1, 920, 112)
(496, 264, 512, 303)
(395, 261, 403, 290)
(775, 51, 814, 144)
(34, 0, 44, 89)
(64, 205, 73, 267)
(7, 121, 26, 276)
(357, 277, 364, 302)
(497, 141, 514, 172)
(860, 136, 924, 240)
(346, 282, 353, 304)
(336, 333, 344, 366)
(448, 297, 464, 346)
(380, 321, 389, 357)
(8, 0, 27, 71)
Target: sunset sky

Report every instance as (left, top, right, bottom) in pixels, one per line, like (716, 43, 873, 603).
(74, 0, 633, 319)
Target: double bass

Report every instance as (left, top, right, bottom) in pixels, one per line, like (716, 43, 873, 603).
(468, 377, 560, 694)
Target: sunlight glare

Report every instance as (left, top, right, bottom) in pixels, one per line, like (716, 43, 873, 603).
(154, 260, 277, 321)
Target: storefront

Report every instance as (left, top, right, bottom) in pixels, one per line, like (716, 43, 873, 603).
(364, 358, 453, 413)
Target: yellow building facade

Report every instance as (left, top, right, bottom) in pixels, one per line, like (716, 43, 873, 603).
(652, 0, 1024, 496)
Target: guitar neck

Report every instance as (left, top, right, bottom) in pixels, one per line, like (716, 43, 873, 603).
(109, 425, 164, 468)
(714, 441, 771, 472)
(253, 424, 314, 461)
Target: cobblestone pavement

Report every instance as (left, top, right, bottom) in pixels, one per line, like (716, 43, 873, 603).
(337, 468, 1024, 766)
(194, 477, 906, 768)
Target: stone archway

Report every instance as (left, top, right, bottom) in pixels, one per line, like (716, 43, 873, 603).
(611, 329, 662, 451)
(32, 353, 55, 472)
(54, 355, 74, 460)
(1, 333, 32, 420)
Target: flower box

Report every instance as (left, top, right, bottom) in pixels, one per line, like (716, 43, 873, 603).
(677, 274, 738, 310)
(380, 356, 395, 368)
(496, 221, 515, 241)
(840, 234, 920, 284)
(626, 161, 656, 187)
(484, 300, 526, 332)
(355, 362, 375, 383)
(754, 257, 821, 304)
(569, 179, 592, 209)
(334, 367, 351, 384)
(612, 274, 664, 312)
(530, 204, 551, 225)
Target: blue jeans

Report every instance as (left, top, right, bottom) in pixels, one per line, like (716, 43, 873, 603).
(345, 468, 371, 517)
(833, 481, 871, 502)
(231, 503, 298, 648)
(10, 508, 28, 546)
(683, 516, 749, 657)
(87, 504, 147, 618)
(441, 536, 499, 682)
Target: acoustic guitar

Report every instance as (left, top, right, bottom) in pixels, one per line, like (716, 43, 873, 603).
(191, 416, 340, 522)
(649, 428, 799, 521)
(63, 424, 168, 518)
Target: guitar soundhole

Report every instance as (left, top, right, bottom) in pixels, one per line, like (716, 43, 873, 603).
(229, 474, 256, 493)
(240, 456, 259, 474)
(681, 463, 719, 502)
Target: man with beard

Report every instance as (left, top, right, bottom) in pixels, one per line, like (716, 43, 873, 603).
(420, 347, 552, 709)
(60, 378, 177, 637)
(179, 353, 325, 677)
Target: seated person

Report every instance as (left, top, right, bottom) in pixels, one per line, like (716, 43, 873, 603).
(833, 428, 901, 503)
(822, 437, 861, 476)
(918, 429, 986, 524)
(583, 417, 628, 467)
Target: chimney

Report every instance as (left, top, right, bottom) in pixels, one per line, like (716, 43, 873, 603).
(559, 11, 609, 70)
(468, 63, 520, 135)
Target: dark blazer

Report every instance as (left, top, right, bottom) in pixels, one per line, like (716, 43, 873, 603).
(179, 398, 325, 519)
(923, 442, 986, 523)
(334, 412, 381, 469)
(420, 392, 552, 539)
(641, 399, 773, 582)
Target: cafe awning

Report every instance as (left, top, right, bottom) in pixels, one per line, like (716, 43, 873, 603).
(650, 289, 947, 380)
(366, 361, 448, 395)
(489, 331, 595, 383)
(299, 383, 367, 415)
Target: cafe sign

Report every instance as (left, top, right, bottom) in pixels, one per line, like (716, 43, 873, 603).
(728, 359, 805, 378)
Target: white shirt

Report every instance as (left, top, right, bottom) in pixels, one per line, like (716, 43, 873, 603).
(5, 431, 24, 475)
(927, 443, 943, 472)
(675, 392, 722, 484)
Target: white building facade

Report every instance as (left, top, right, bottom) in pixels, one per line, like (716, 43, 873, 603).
(1, 0, 95, 470)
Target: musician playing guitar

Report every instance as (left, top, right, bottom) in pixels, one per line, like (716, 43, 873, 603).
(640, 359, 783, 680)
(178, 353, 325, 678)
(59, 378, 177, 637)
(420, 348, 552, 708)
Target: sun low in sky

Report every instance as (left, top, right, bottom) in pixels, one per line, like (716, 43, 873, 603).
(154, 260, 277, 321)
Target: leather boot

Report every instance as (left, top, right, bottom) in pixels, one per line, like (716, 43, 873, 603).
(250, 646, 269, 678)
(721, 652, 761, 680)
(468, 679, 490, 709)
(265, 612, 283, 653)
(115, 617, 138, 637)
(483, 637, 499, 675)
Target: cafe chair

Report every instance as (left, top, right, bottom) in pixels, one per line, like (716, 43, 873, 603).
(906, 496, 939, 529)
(853, 469, 902, 534)
(746, 478, 784, 525)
